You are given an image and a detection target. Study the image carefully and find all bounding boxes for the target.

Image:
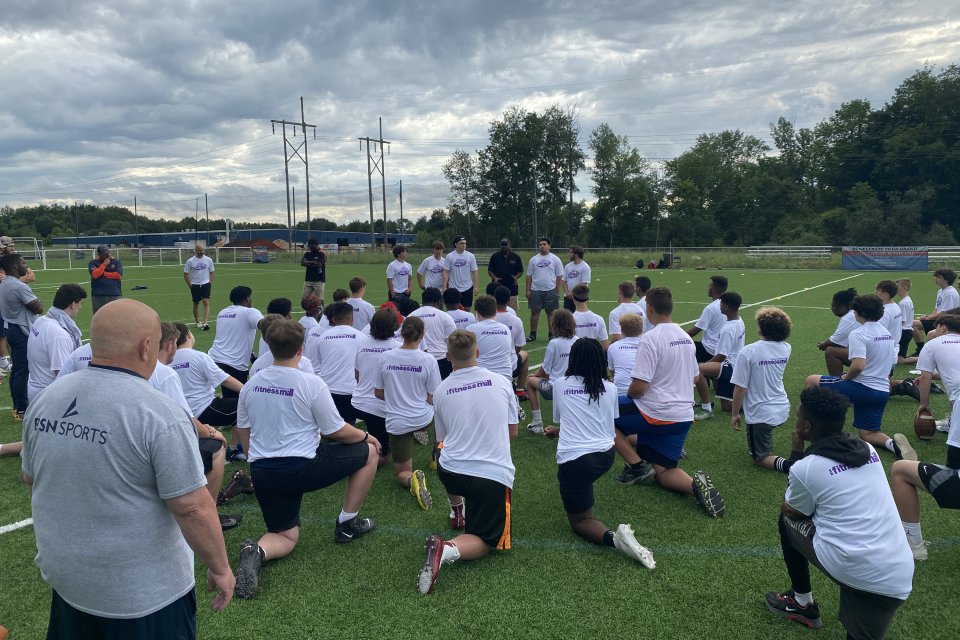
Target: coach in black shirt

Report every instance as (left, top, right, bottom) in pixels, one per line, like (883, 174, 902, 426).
(487, 237, 523, 311)
(301, 238, 327, 304)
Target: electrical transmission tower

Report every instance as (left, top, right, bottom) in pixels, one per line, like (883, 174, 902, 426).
(271, 97, 316, 253)
(359, 118, 390, 251)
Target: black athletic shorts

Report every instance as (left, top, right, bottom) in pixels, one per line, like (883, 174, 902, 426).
(251, 442, 370, 532)
(438, 357, 453, 380)
(47, 588, 196, 640)
(921, 318, 936, 333)
(438, 464, 511, 549)
(197, 397, 239, 427)
(459, 286, 475, 309)
(715, 361, 735, 400)
(556, 447, 615, 514)
(918, 463, 960, 509)
(214, 362, 248, 399)
(512, 353, 523, 379)
(899, 329, 913, 358)
(190, 283, 211, 304)
(694, 341, 715, 363)
(563, 296, 576, 313)
(331, 392, 356, 424)
(353, 408, 389, 455)
(198, 437, 223, 475)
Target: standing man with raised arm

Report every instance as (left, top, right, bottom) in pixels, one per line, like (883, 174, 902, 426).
(300, 238, 327, 306)
(184, 244, 215, 330)
(88, 244, 123, 313)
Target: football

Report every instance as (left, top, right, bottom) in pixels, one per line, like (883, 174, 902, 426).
(914, 410, 937, 441)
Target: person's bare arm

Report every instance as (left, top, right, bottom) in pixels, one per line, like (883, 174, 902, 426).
(209, 271, 215, 284)
(26, 299, 43, 315)
(184, 272, 192, 287)
(221, 376, 243, 394)
(780, 501, 809, 521)
(731, 385, 746, 430)
(508, 422, 518, 441)
(842, 357, 865, 381)
(627, 378, 650, 399)
(20, 268, 35, 283)
(417, 272, 426, 290)
(165, 487, 234, 610)
(687, 326, 703, 338)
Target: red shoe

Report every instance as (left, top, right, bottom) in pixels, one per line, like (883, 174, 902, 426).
(418, 534, 446, 594)
(217, 470, 252, 506)
(450, 503, 465, 531)
(515, 389, 529, 401)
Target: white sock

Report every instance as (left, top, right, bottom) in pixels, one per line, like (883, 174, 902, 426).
(794, 591, 813, 606)
(338, 510, 358, 524)
(885, 438, 896, 452)
(440, 542, 460, 565)
(532, 410, 542, 422)
(902, 521, 923, 545)
(0, 356, 9, 366)
(701, 403, 712, 411)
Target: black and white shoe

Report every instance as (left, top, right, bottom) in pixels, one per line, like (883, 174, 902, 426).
(235, 538, 263, 599)
(334, 516, 376, 544)
(692, 470, 725, 518)
(764, 590, 822, 629)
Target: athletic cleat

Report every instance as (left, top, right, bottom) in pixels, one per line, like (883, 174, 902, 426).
(219, 513, 242, 531)
(515, 389, 529, 401)
(517, 404, 526, 421)
(449, 503, 465, 530)
(692, 470, 725, 518)
(235, 538, 263, 599)
(930, 381, 946, 395)
(693, 407, 714, 421)
(526, 332, 537, 342)
(335, 516, 376, 544)
(909, 539, 929, 561)
(615, 463, 655, 485)
(613, 524, 656, 569)
(226, 446, 247, 463)
(893, 433, 917, 461)
(217, 470, 253, 506)
(893, 380, 921, 401)
(681, 447, 689, 459)
(764, 590, 822, 629)
(410, 469, 432, 511)
(527, 421, 544, 435)
(418, 534, 445, 594)
(11, 409, 23, 422)
(412, 430, 429, 446)
(202, 323, 210, 331)
(936, 416, 951, 433)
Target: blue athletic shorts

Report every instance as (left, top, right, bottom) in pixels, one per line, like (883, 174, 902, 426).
(614, 396, 692, 468)
(817, 376, 889, 431)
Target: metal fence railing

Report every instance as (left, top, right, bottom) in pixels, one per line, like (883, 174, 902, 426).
(39, 247, 254, 270)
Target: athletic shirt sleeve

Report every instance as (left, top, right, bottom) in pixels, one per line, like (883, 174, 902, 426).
(729, 343, 752, 388)
(596, 313, 608, 340)
(694, 304, 713, 331)
(847, 329, 867, 360)
(426, 356, 442, 394)
(311, 382, 347, 436)
(917, 343, 936, 373)
(631, 335, 658, 382)
(784, 465, 815, 517)
(581, 263, 591, 284)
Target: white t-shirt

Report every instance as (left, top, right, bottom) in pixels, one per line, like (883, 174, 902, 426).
(347, 298, 376, 331)
(607, 336, 641, 395)
(445, 250, 479, 292)
(467, 319, 515, 380)
(847, 321, 895, 392)
(553, 376, 618, 465)
(149, 361, 192, 415)
(408, 306, 457, 360)
(311, 324, 364, 394)
(386, 259, 413, 295)
(27, 315, 78, 401)
(730, 340, 792, 426)
(609, 302, 646, 336)
(417, 256, 448, 290)
(496, 307, 518, 318)
(171, 348, 230, 416)
(257, 336, 270, 359)
(715, 317, 745, 367)
(542, 336, 578, 380)
(786, 444, 914, 600)
(238, 366, 346, 462)
(299, 316, 319, 332)
(434, 366, 517, 488)
(494, 311, 526, 348)
(898, 295, 914, 330)
(639, 296, 654, 333)
(829, 310, 858, 347)
(573, 310, 608, 341)
(880, 302, 903, 362)
(936, 285, 960, 313)
(183, 255, 215, 285)
(917, 333, 960, 403)
(207, 305, 263, 371)
(56, 342, 92, 379)
(448, 309, 476, 331)
(526, 253, 564, 291)
(631, 323, 698, 422)
(563, 260, 591, 291)
(374, 348, 441, 434)
(694, 299, 725, 355)
(249, 352, 314, 378)
(352, 336, 402, 417)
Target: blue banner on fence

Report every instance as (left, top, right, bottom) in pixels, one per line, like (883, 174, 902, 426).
(841, 246, 928, 271)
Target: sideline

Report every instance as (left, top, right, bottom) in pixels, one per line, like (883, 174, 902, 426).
(0, 518, 33, 535)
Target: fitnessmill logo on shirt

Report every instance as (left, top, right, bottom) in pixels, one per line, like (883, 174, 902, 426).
(873, 336, 893, 343)
(577, 322, 597, 329)
(568, 270, 580, 278)
(828, 450, 880, 476)
(252, 385, 295, 397)
(388, 364, 423, 373)
(446, 379, 493, 395)
(325, 333, 357, 340)
(30, 397, 109, 445)
(758, 358, 788, 366)
(483, 328, 509, 336)
(563, 388, 589, 396)
(219, 312, 237, 319)
(172, 362, 190, 370)
(669, 338, 693, 347)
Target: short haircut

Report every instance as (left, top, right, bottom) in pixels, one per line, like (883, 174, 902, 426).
(432, 240, 444, 251)
(307, 238, 319, 247)
(875, 280, 898, 299)
(935, 268, 957, 285)
(935, 312, 960, 333)
(53, 283, 87, 310)
(569, 244, 584, 259)
(0, 253, 21, 273)
(850, 294, 884, 322)
(832, 288, 857, 308)
(474, 295, 496, 318)
(800, 387, 850, 436)
(159, 321, 179, 347)
(258, 313, 284, 335)
(571, 284, 589, 302)
(348, 277, 366, 294)
(400, 316, 425, 343)
(301, 295, 321, 313)
(493, 286, 511, 306)
(618, 281, 636, 299)
(265, 318, 305, 360)
(392, 244, 407, 258)
(332, 288, 350, 302)
(755, 306, 792, 342)
(422, 287, 442, 306)
(646, 287, 673, 316)
(446, 329, 477, 363)
(324, 302, 354, 325)
(549, 309, 576, 339)
(442, 288, 461, 308)
(396, 298, 420, 316)
(719, 291, 742, 311)
(267, 297, 293, 317)
(174, 322, 191, 346)
(538, 237, 551, 246)
(897, 278, 911, 292)
(634, 276, 651, 294)
(229, 285, 252, 305)
(619, 313, 643, 337)
(370, 308, 400, 340)
(710, 275, 728, 292)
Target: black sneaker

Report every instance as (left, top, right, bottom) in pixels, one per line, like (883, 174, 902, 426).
(219, 513, 242, 531)
(235, 538, 263, 599)
(764, 590, 822, 629)
(526, 332, 537, 342)
(692, 470, 725, 518)
(614, 463, 655, 485)
(902, 380, 921, 401)
(334, 516, 376, 544)
(930, 381, 946, 395)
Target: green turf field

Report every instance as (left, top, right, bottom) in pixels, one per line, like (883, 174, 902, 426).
(1, 261, 958, 639)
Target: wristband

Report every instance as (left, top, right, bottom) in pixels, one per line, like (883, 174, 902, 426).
(362, 432, 369, 443)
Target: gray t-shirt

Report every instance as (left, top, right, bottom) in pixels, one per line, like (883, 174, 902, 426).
(21, 365, 206, 619)
(0, 275, 38, 328)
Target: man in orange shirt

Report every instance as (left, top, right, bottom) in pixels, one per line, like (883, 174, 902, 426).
(88, 245, 123, 313)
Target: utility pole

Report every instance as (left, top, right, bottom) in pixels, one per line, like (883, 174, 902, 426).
(133, 196, 139, 248)
(292, 186, 297, 237)
(359, 118, 391, 251)
(398, 179, 404, 240)
(272, 99, 316, 257)
(532, 168, 538, 249)
(194, 198, 199, 245)
(204, 193, 209, 247)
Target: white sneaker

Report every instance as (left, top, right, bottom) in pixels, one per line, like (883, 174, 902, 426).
(936, 416, 951, 433)
(909, 539, 929, 561)
(527, 422, 544, 435)
(613, 524, 656, 569)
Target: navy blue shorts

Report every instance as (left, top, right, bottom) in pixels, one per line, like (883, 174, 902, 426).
(817, 376, 888, 431)
(715, 360, 735, 400)
(615, 397, 692, 468)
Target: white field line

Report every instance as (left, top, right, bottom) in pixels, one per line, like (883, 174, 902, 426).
(0, 518, 33, 535)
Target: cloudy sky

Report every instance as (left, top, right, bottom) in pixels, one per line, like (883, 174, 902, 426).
(1, 0, 958, 229)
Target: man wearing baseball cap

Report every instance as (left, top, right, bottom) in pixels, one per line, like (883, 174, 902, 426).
(88, 245, 123, 313)
(487, 238, 523, 311)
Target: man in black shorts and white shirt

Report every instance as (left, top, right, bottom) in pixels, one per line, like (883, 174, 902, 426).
(183, 244, 215, 330)
(208, 286, 263, 393)
(444, 236, 479, 311)
(418, 329, 518, 594)
(687, 275, 728, 363)
(234, 318, 380, 599)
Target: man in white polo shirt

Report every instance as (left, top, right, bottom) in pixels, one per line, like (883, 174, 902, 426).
(27, 284, 86, 401)
(183, 244, 215, 330)
(562, 244, 591, 313)
(444, 235, 479, 311)
(208, 286, 263, 391)
(525, 237, 564, 342)
(308, 302, 364, 423)
(409, 287, 457, 379)
(687, 275, 728, 363)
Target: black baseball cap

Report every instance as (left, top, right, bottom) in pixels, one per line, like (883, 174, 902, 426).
(453, 235, 466, 244)
(500, 238, 510, 245)
(96, 244, 110, 255)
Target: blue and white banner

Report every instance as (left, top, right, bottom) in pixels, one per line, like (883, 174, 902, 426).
(841, 246, 928, 271)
